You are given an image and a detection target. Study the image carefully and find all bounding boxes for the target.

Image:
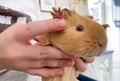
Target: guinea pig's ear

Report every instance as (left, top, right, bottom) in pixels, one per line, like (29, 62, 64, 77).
(63, 8, 72, 16)
(102, 24, 109, 30)
(85, 16, 94, 19)
(84, 15, 93, 20)
(62, 8, 74, 19)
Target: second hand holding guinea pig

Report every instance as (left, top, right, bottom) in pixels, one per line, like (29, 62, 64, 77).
(38, 8, 108, 81)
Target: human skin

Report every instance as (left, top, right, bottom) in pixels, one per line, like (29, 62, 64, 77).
(0, 19, 93, 77)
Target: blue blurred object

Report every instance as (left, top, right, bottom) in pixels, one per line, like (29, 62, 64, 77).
(113, 0, 120, 7)
(77, 74, 97, 81)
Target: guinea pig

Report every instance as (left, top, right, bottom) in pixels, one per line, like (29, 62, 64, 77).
(39, 8, 108, 81)
(39, 8, 108, 58)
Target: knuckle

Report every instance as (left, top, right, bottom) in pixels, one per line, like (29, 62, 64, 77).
(40, 59, 47, 67)
(39, 47, 49, 59)
(22, 25, 32, 37)
(24, 25, 32, 35)
(14, 23, 32, 37)
(39, 47, 50, 67)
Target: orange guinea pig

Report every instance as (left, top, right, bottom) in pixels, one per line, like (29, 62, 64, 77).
(39, 8, 108, 58)
(39, 8, 108, 81)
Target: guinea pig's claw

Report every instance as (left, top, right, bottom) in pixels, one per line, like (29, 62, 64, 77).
(50, 7, 63, 19)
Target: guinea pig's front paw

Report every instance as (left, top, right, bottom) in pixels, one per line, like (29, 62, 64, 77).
(50, 7, 63, 19)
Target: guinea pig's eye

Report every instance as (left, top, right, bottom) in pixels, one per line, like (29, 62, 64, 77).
(76, 25, 84, 31)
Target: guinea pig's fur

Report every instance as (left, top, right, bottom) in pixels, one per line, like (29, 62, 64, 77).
(40, 8, 108, 81)
(48, 9, 107, 57)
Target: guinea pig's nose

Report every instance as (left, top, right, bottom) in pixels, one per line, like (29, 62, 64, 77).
(98, 43, 102, 47)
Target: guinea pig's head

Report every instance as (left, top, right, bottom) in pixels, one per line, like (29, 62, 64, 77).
(49, 9, 108, 57)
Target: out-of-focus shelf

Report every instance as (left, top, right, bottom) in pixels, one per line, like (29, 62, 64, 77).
(92, 50, 114, 81)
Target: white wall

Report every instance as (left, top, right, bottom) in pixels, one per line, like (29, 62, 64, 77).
(38, 0, 74, 20)
(105, 0, 120, 66)
(38, 0, 88, 20)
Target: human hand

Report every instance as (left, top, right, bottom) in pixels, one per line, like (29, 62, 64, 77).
(0, 19, 74, 77)
(74, 57, 95, 77)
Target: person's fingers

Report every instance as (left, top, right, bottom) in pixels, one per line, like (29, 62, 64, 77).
(81, 57, 95, 63)
(24, 45, 73, 60)
(12, 19, 66, 42)
(28, 58, 74, 68)
(20, 45, 74, 68)
(26, 68, 63, 77)
(27, 19, 66, 35)
(74, 57, 87, 72)
(13, 58, 73, 71)
(40, 59, 74, 68)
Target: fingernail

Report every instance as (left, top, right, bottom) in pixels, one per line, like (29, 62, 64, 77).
(56, 19, 66, 30)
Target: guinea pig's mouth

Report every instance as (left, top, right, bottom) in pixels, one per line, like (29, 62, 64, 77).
(0, 5, 31, 33)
